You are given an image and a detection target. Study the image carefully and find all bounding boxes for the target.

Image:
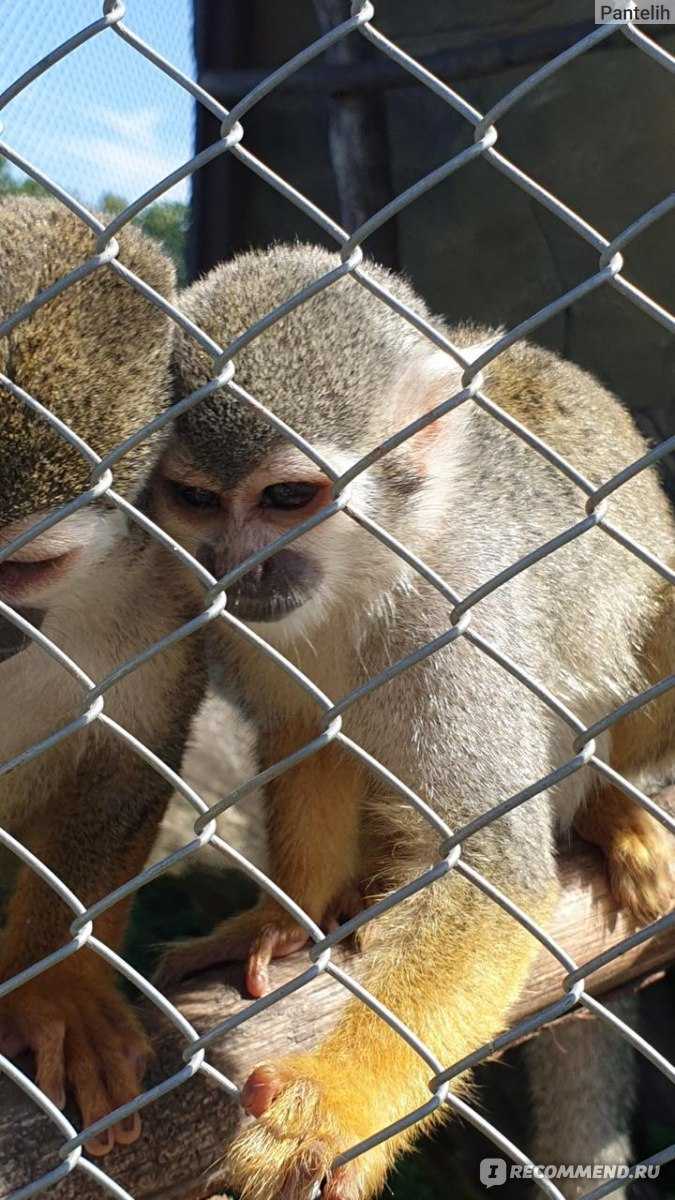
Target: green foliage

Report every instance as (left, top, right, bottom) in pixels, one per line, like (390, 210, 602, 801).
(98, 191, 127, 216)
(0, 159, 189, 284)
(137, 201, 190, 285)
(98, 191, 190, 285)
(0, 157, 47, 199)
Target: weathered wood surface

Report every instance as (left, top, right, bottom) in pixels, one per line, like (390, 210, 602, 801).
(1, 842, 673, 1200)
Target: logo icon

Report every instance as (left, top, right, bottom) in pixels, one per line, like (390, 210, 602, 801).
(480, 1158, 507, 1187)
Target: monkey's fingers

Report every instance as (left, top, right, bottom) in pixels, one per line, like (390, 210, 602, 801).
(154, 905, 309, 992)
(241, 1061, 291, 1116)
(0, 1019, 29, 1058)
(575, 786, 674, 926)
(32, 1017, 67, 1110)
(245, 922, 309, 999)
(154, 921, 262, 989)
(66, 1014, 147, 1157)
(0, 955, 149, 1156)
(228, 1054, 386, 1200)
(0, 997, 67, 1108)
(607, 818, 674, 926)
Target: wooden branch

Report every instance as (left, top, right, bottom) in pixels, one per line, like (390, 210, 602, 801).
(1, 842, 673, 1200)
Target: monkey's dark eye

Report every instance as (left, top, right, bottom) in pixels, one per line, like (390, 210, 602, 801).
(261, 482, 320, 511)
(168, 481, 221, 510)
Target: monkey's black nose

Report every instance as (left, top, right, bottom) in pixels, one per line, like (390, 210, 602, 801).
(225, 550, 321, 622)
(0, 608, 45, 661)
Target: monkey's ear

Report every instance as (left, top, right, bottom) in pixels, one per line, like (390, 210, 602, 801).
(392, 339, 489, 427)
(388, 339, 494, 466)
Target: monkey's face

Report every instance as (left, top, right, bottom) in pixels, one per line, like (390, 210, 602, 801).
(161, 244, 488, 640)
(153, 440, 393, 637)
(0, 196, 176, 526)
(0, 505, 122, 614)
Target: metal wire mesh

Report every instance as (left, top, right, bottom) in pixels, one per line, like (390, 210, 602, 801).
(0, 2, 674, 1198)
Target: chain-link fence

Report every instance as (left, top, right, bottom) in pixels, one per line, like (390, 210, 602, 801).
(0, 2, 674, 1199)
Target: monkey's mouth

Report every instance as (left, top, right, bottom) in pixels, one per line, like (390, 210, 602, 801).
(0, 550, 79, 600)
(224, 550, 320, 624)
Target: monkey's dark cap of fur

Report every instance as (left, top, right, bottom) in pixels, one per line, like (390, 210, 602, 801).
(0, 197, 176, 525)
(172, 244, 436, 488)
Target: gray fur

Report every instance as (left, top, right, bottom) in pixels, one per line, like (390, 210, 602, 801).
(162, 244, 675, 1194)
(171, 245, 675, 888)
(0, 198, 207, 1147)
(0, 196, 176, 522)
(526, 997, 638, 1200)
(172, 245, 434, 485)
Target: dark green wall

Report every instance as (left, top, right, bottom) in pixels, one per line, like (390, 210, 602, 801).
(193, 2, 675, 483)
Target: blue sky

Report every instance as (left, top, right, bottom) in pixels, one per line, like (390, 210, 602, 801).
(0, 0, 195, 207)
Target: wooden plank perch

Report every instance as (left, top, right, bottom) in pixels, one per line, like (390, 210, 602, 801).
(1, 841, 673, 1200)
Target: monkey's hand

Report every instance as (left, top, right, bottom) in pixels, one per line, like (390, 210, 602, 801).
(226, 1051, 391, 1200)
(575, 785, 674, 926)
(155, 901, 311, 998)
(155, 881, 367, 997)
(604, 800, 674, 926)
(220, 871, 555, 1200)
(0, 950, 148, 1156)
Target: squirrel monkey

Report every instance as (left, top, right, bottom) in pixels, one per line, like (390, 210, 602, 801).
(151, 245, 674, 1200)
(0, 198, 206, 1154)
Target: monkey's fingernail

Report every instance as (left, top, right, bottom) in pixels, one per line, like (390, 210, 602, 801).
(241, 1078, 277, 1117)
(121, 1116, 136, 1133)
(246, 963, 268, 998)
(88, 1129, 114, 1154)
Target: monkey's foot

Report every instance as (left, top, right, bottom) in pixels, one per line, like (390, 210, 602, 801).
(605, 800, 674, 926)
(155, 903, 310, 998)
(0, 953, 148, 1156)
(226, 1056, 389, 1200)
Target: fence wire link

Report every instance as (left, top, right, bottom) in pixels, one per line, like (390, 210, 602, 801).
(0, 3, 674, 1199)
